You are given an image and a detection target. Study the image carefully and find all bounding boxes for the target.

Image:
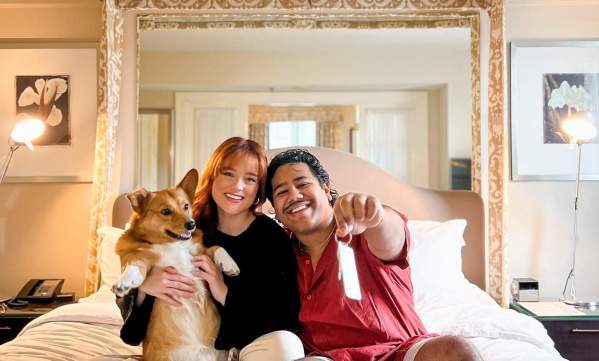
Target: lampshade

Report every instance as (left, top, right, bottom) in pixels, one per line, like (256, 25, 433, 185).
(10, 118, 45, 149)
(561, 115, 598, 144)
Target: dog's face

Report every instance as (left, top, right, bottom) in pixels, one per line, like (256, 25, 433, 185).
(127, 169, 200, 244)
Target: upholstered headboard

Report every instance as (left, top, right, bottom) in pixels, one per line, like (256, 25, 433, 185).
(113, 147, 485, 289)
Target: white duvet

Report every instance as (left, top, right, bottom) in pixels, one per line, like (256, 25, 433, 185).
(415, 282, 566, 361)
(0, 285, 566, 361)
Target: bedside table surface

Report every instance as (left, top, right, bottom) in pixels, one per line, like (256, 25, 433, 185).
(511, 300, 599, 320)
(511, 300, 599, 361)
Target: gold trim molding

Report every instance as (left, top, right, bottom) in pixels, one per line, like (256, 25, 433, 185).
(117, 0, 490, 10)
(90, 0, 506, 306)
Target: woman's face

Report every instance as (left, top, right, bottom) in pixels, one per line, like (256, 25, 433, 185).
(211, 154, 260, 218)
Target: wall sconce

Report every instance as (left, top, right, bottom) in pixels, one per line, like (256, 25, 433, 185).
(0, 118, 46, 184)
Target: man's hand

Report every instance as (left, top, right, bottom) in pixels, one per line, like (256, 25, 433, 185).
(333, 193, 384, 237)
(138, 266, 196, 307)
(334, 192, 406, 261)
(192, 255, 228, 306)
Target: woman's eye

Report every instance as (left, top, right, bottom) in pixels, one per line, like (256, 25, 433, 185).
(160, 208, 172, 216)
(183, 203, 189, 210)
(246, 177, 257, 183)
(223, 171, 234, 177)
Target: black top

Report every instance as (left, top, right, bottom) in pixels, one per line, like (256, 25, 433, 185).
(117, 214, 301, 350)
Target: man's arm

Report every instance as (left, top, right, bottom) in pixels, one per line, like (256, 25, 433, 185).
(363, 205, 405, 261)
(334, 193, 406, 261)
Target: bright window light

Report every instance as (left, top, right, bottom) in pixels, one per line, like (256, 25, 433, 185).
(268, 121, 316, 149)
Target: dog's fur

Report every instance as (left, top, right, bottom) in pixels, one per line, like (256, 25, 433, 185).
(113, 169, 239, 361)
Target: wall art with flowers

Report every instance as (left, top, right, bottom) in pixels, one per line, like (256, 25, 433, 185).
(544, 73, 599, 144)
(510, 41, 599, 180)
(16, 75, 70, 145)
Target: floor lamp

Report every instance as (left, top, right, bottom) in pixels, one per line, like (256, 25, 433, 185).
(560, 114, 598, 308)
(0, 118, 45, 184)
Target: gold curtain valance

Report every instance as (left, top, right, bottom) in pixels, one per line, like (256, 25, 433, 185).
(248, 105, 346, 124)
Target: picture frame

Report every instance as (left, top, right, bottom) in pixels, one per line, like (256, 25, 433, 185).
(349, 127, 358, 154)
(0, 43, 98, 182)
(510, 40, 599, 181)
(16, 75, 71, 146)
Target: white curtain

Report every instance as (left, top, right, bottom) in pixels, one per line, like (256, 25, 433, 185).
(360, 109, 409, 181)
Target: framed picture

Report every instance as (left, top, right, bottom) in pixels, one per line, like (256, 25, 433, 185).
(16, 75, 71, 145)
(0, 43, 97, 182)
(510, 40, 599, 181)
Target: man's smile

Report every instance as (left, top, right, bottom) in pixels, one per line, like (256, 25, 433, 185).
(285, 201, 310, 215)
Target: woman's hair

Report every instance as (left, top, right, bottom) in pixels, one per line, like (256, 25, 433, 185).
(192, 137, 267, 242)
(266, 148, 338, 206)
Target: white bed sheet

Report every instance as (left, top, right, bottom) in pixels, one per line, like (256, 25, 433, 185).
(0, 284, 567, 361)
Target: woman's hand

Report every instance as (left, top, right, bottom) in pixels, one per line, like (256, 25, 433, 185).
(192, 255, 228, 306)
(138, 266, 196, 307)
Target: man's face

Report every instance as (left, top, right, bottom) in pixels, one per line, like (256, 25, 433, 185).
(270, 162, 333, 237)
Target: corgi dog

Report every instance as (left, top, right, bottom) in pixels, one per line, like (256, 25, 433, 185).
(112, 169, 239, 361)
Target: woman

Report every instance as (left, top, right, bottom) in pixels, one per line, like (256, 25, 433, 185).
(117, 137, 303, 361)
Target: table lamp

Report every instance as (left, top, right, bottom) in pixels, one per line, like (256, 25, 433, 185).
(0, 118, 45, 184)
(560, 113, 598, 308)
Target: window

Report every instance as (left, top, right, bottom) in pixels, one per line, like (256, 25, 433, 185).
(268, 120, 316, 148)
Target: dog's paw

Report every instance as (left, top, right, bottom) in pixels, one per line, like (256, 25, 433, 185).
(214, 248, 240, 277)
(227, 348, 239, 361)
(112, 265, 144, 296)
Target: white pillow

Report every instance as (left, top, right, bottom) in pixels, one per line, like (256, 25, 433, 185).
(97, 226, 125, 288)
(407, 219, 467, 303)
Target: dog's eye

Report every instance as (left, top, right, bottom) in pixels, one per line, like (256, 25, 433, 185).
(160, 208, 172, 216)
(184, 203, 189, 211)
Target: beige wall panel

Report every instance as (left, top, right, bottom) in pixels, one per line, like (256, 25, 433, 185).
(0, 2, 101, 298)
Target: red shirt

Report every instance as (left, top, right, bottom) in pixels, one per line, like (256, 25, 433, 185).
(295, 214, 431, 361)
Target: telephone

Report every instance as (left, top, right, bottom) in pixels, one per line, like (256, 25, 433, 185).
(15, 279, 64, 303)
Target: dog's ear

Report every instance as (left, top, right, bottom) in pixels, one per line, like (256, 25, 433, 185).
(177, 169, 199, 201)
(127, 188, 152, 214)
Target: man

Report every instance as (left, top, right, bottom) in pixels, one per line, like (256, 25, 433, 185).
(266, 149, 482, 361)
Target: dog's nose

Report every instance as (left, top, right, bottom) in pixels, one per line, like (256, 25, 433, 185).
(185, 220, 196, 231)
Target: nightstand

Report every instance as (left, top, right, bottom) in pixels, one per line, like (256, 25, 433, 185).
(511, 300, 599, 361)
(0, 297, 75, 344)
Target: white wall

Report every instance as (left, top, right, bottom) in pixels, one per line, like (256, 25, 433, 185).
(506, 0, 599, 299)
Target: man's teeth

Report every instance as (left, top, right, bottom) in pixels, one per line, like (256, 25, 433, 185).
(290, 204, 308, 214)
(225, 193, 243, 200)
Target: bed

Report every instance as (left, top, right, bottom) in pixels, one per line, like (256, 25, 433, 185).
(0, 147, 566, 361)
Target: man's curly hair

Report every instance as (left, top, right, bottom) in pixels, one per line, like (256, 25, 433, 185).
(266, 148, 339, 206)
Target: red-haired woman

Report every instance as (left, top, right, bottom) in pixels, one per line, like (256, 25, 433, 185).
(118, 137, 304, 361)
